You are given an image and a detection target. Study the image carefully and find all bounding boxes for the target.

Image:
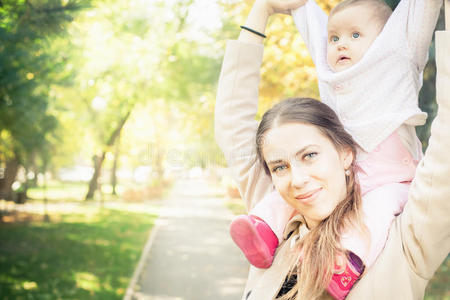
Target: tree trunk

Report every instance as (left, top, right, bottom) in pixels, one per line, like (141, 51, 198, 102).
(85, 153, 106, 201)
(85, 110, 132, 201)
(111, 134, 121, 195)
(30, 152, 38, 188)
(155, 148, 164, 178)
(0, 153, 20, 201)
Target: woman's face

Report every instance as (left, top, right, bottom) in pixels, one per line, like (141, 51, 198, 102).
(262, 123, 353, 229)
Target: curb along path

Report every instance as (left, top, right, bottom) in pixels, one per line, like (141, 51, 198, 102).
(127, 177, 249, 300)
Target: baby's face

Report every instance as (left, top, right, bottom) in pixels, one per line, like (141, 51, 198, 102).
(327, 5, 384, 72)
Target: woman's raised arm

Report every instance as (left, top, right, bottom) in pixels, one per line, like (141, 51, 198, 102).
(399, 28, 450, 279)
(215, 0, 305, 210)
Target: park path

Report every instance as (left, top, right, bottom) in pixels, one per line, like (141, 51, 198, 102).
(127, 177, 249, 300)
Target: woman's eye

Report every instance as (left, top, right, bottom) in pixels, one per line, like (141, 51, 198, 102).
(331, 36, 339, 42)
(272, 165, 288, 173)
(352, 32, 360, 39)
(304, 152, 318, 160)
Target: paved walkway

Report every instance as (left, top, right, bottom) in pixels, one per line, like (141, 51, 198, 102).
(128, 177, 249, 300)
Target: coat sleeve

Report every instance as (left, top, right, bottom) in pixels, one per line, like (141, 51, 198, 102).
(400, 30, 450, 279)
(215, 40, 274, 211)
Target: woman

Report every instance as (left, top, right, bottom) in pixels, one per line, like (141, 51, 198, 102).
(215, 0, 450, 299)
(255, 98, 365, 299)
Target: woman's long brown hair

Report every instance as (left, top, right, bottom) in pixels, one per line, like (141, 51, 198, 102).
(256, 98, 366, 299)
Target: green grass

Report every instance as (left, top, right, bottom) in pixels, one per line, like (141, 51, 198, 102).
(225, 198, 247, 215)
(0, 207, 158, 299)
(27, 181, 89, 202)
(27, 181, 129, 203)
(27, 179, 171, 203)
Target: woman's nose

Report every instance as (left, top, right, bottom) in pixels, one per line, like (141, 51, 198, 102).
(290, 165, 309, 189)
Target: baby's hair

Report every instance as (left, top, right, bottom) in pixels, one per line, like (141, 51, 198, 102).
(330, 0, 393, 26)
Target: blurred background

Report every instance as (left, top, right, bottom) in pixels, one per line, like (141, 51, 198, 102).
(0, 0, 448, 299)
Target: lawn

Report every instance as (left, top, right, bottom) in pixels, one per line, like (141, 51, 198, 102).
(0, 206, 158, 299)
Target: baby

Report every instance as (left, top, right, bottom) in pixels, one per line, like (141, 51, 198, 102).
(230, 0, 442, 298)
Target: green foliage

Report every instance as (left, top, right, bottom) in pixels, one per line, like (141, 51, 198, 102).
(161, 40, 222, 102)
(0, 208, 157, 299)
(425, 255, 450, 299)
(1, 0, 227, 184)
(0, 0, 89, 181)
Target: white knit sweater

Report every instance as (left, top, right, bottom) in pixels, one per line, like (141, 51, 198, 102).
(292, 0, 442, 153)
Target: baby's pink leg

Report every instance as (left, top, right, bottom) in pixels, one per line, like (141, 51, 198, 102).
(230, 215, 279, 268)
(229, 190, 295, 268)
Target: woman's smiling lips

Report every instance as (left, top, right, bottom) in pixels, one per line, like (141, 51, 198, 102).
(295, 188, 322, 204)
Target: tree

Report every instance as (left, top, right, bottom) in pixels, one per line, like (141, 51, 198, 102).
(0, 0, 88, 200)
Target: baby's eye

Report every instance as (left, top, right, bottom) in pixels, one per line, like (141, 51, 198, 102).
(330, 36, 339, 42)
(352, 32, 360, 39)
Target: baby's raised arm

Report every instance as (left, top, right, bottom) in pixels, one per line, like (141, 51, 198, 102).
(291, 1, 329, 68)
(401, 0, 442, 72)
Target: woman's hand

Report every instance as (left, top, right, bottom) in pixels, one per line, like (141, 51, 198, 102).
(239, 0, 307, 44)
(264, 0, 307, 15)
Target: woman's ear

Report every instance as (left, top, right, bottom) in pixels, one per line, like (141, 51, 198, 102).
(341, 147, 354, 170)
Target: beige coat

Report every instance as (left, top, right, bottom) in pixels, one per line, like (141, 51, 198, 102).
(214, 31, 450, 299)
